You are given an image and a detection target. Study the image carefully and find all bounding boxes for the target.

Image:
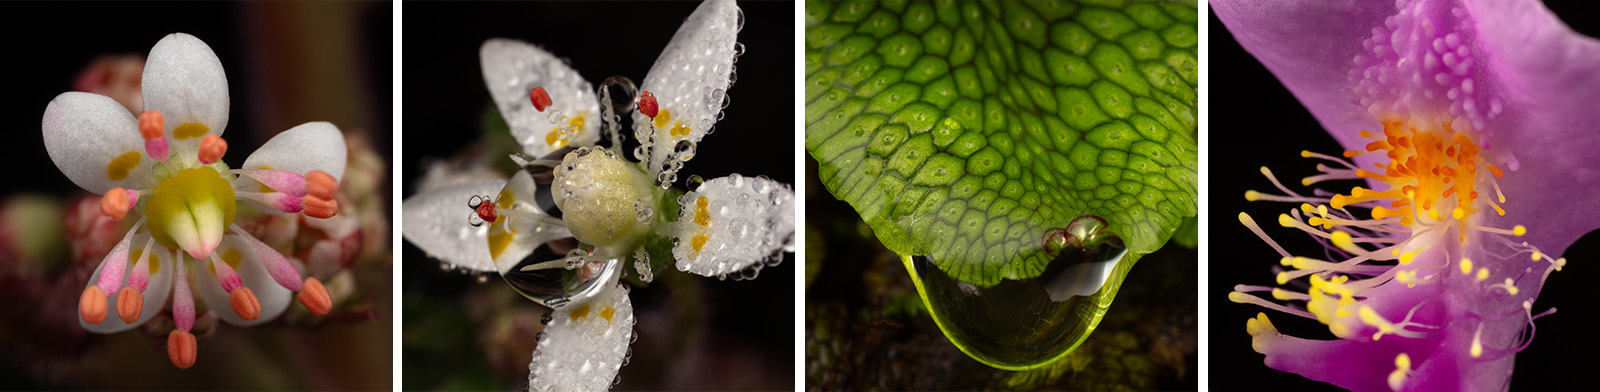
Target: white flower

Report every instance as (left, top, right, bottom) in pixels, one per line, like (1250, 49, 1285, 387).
(45, 33, 348, 369)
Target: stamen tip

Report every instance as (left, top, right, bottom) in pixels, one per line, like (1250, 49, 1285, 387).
(229, 287, 261, 321)
(80, 286, 107, 324)
(167, 330, 197, 369)
(297, 277, 333, 315)
(115, 286, 143, 324)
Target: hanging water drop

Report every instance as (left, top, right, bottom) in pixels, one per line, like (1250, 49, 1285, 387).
(686, 175, 705, 190)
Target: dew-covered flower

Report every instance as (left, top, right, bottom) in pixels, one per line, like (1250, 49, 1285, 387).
(403, 0, 792, 390)
(46, 33, 348, 369)
(1215, 0, 1600, 390)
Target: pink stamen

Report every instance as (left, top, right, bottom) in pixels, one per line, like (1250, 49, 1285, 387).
(233, 226, 303, 291)
(139, 110, 168, 162)
(145, 139, 170, 162)
(238, 191, 304, 213)
(211, 254, 243, 292)
(198, 134, 226, 165)
(235, 169, 307, 197)
(128, 244, 152, 292)
(95, 231, 134, 296)
(172, 253, 194, 332)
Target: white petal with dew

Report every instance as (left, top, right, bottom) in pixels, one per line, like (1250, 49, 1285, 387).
(80, 231, 175, 333)
(671, 174, 794, 277)
(401, 180, 505, 273)
(480, 38, 601, 158)
(240, 122, 348, 184)
(634, 0, 741, 173)
(528, 280, 634, 392)
(142, 33, 229, 139)
(42, 92, 156, 194)
(192, 235, 293, 326)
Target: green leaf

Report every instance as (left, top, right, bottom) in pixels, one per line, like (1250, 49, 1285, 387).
(805, 0, 1197, 286)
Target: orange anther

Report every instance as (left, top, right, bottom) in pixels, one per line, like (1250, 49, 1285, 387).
(101, 188, 132, 220)
(297, 277, 333, 315)
(638, 90, 660, 118)
(303, 196, 339, 219)
(167, 330, 197, 369)
(198, 134, 227, 165)
(116, 286, 144, 323)
(138, 111, 165, 140)
(305, 170, 339, 200)
(80, 286, 108, 324)
(229, 286, 261, 321)
(1487, 164, 1503, 178)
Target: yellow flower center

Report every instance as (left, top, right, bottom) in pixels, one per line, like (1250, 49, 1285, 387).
(145, 167, 236, 258)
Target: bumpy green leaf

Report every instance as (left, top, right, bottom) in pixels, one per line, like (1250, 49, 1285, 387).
(805, 0, 1197, 286)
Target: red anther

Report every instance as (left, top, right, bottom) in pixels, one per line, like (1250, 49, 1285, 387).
(529, 86, 553, 112)
(116, 286, 144, 323)
(305, 170, 339, 200)
(138, 110, 165, 140)
(101, 188, 132, 220)
(229, 286, 261, 321)
(168, 330, 197, 369)
(297, 277, 333, 315)
(638, 90, 659, 118)
(80, 286, 108, 324)
(475, 198, 498, 224)
(303, 196, 339, 219)
(198, 134, 227, 164)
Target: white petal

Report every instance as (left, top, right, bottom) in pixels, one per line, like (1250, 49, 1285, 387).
(671, 174, 793, 278)
(241, 122, 348, 181)
(480, 38, 601, 158)
(527, 281, 634, 392)
(401, 180, 503, 273)
(193, 236, 293, 326)
(633, 0, 741, 173)
(42, 92, 156, 194)
(80, 232, 175, 333)
(142, 33, 230, 139)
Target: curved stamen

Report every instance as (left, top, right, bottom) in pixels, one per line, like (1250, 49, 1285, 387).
(139, 110, 169, 162)
(236, 191, 304, 213)
(230, 225, 302, 291)
(172, 251, 195, 332)
(232, 169, 307, 197)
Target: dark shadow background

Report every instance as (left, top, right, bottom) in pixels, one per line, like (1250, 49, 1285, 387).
(0, 1, 392, 390)
(400, 1, 794, 390)
(1209, 1, 1600, 390)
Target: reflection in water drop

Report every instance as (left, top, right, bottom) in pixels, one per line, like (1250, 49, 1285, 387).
(502, 256, 619, 309)
(907, 239, 1129, 369)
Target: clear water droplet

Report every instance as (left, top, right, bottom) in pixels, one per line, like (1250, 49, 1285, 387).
(540, 312, 552, 325)
(733, 42, 746, 56)
(735, 8, 745, 31)
(686, 175, 705, 190)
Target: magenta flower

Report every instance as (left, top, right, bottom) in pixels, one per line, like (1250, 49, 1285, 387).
(1215, 0, 1600, 390)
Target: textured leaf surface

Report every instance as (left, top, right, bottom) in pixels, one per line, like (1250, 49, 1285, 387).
(805, 0, 1198, 286)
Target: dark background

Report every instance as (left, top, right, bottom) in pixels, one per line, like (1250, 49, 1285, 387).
(400, 1, 794, 390)
(1209, 1, 1600, 390)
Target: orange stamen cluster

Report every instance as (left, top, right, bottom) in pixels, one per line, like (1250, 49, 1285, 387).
(198, 134, 227, 165)
(302, 170, 340, 219)
(1336, 119, 1504, 233)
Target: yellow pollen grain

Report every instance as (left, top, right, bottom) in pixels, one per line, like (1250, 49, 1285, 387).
(654, 108, 672, 129)
(1475, 267, 1489, 282)
(1513, 225, 1527, 236)
(172, 122, 209, 140)
(669, 122, 691, 138)
(1452, 208, 1466, 220)
(106, 151, 142, 181)
(569, 304, 591, 321)
(694, 196, 710, 227)
(1532, 251, 1543, 261)
(1459, 258, 1473, 274)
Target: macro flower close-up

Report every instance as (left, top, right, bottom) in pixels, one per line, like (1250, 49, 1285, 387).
(0, 2, 392, 389)
(401, 0, 793, 390)
(1214, 0, 1600, 390)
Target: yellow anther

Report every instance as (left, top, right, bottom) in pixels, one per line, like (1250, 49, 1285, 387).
(1275, 271, 1290, 285)
(1399, 251, 1417, 265)
(1513, 225, 1527, 236)
(1227, 291, 1250, 303)
(1470, 330, 1484, 358)
(1531, 251, 1543, 261)
(1556, 258, 1567, 272)
(1459, 258, 1473, 274)
(1452, 207, 1466, 220)
(1244, 190, 1264, 202)
(1475, 267, 1489, 282)
(1279, 257, 1294, 266)
(1277, 213, 1296, 228)
(1300, 150, 1314, 158)
(1389, 353, 1411, 391)
(1503, 278, 1519, 295)
(1271, 288, 1292, 300)
(1330, 231, 1364, 255)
